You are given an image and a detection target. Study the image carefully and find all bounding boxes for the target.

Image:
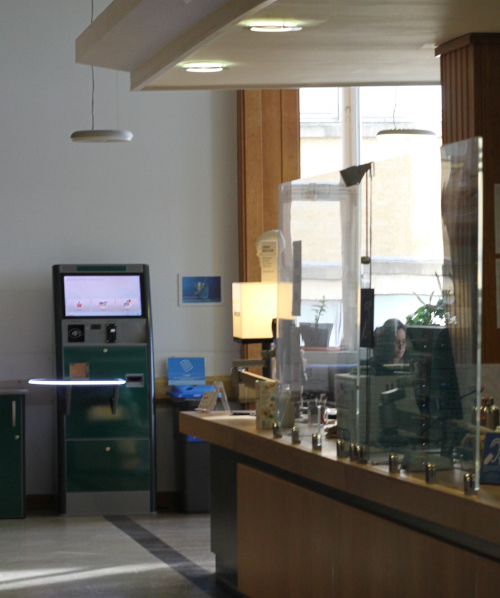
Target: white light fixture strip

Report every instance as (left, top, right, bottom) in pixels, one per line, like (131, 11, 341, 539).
(183, 62, 226, 73)
(28, 378, 126, 415)
(28, 378, 126, 386)
(248, 20, 302, 32)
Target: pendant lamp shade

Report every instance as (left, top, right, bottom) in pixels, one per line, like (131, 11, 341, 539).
(70, 129, 133, 142)
(377, 128, 435, 138)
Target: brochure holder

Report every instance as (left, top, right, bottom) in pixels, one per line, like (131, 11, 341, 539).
(195, 381, 231, 413)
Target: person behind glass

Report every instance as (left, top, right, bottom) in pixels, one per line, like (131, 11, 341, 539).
(373, 318, 407, 368)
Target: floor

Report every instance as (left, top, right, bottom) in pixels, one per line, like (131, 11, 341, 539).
(0, 512, 235, 598)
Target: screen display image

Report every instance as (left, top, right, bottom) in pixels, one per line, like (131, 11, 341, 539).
(64, 275, 142, 317)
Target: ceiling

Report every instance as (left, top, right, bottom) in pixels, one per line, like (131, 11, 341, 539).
(76, 0, 500, 91)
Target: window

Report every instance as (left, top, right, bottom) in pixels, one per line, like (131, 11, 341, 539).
(298, 86, 443, 340)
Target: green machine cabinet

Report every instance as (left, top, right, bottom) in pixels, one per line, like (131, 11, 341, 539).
(53, 264, 156, 516)
(0, 390, 26, 518)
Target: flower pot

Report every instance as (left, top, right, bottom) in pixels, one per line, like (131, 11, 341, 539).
(299, 323, 333, 348)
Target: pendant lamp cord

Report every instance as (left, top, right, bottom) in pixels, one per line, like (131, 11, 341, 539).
(90, 0, 95, 130)
(369, 166, 373, 283)
(392, 87, 397, 130)
(365, 172, 369, 260)
(91, 67, 95, 131)
(364, 164, 374, 286)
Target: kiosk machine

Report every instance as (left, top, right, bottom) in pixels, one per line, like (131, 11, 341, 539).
(53, 264, 155, 515)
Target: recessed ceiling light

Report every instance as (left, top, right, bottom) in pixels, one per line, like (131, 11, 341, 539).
(248, 21, 302, 33)
(183, 62, 226, 73)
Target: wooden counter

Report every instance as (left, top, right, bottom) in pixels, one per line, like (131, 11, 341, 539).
(180, 411, 500, 598)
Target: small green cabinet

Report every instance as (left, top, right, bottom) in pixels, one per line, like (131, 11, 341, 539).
(0, 391, 26, 518)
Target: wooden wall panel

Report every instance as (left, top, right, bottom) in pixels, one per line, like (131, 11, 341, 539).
(238, 464, 336, 597)
(438, 34, 500, 363)
(261, 90, 282, 234)
(237, 464, 497, 598)
(281, 91, 300, 185)
(477, 557, 500, 597)
(440, 44, 477, 146)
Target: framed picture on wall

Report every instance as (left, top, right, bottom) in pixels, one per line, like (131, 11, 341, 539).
(178, 275, 222, 306)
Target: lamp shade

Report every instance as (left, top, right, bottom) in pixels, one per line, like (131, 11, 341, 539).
(232, 282, 277, 342)
(376, 128, 435, 139)
(70, 129, 133, 142)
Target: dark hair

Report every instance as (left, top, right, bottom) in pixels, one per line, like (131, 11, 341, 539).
(373, 319, 406, 364)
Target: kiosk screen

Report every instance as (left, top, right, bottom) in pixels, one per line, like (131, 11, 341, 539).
(63, 274, 143, 317)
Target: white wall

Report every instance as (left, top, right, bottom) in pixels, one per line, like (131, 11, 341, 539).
(0, 1, 240, 495)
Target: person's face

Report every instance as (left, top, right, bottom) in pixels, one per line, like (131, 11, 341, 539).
(394, 328, 406, 361)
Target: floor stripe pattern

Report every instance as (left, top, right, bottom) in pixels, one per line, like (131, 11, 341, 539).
(106, 515, 239, 598)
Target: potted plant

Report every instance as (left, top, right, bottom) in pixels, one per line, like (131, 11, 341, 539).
(406, 273, 452, 327)
(299, 296, 333, 348)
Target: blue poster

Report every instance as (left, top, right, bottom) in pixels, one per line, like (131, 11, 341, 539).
(180, 276, 221, 304)
(480, 433, 500, 484)
(168, 357, 206, 385)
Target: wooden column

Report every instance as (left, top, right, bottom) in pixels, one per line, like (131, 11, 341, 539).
(237, 89, 300, 284)
(437, 34, 500, 364)
(237, 90, 300, 362)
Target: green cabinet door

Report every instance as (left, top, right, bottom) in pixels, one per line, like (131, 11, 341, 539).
(63, 345, 150, 439)
(0, 394, 25, 518)
(66, 439, 150, 492)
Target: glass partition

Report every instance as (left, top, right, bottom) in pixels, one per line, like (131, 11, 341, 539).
(361, 139, 482, 494)
(275, 172, 360, 442)
(276, 138, 482, 493)
(439, 137, 483, 490)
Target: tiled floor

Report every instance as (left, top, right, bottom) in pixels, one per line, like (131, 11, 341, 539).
(0, 512, 232, 597)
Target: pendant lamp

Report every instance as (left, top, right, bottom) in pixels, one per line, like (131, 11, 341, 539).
(376, 88, 435, 139)
(377, 128, 435, 139)
(71, 0, 133, 143)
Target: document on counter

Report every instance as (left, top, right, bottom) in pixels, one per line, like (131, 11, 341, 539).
(196, 390, 218, 412)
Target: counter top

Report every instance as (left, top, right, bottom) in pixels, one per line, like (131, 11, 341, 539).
(180, 411, 500, 551)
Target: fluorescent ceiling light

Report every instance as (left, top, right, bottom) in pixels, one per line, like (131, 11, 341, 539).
(248, 21, 302, 32)
(183, 62, 226, 73)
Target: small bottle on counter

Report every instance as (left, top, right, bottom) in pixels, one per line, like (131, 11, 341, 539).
(485, 397, 500, 430)
(480, 396, 489, 426)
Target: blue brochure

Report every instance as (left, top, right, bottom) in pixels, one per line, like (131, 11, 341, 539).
(480, 432, 500, 484)
(168, 357, 205, 386)
(168, 385, 215, 399)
